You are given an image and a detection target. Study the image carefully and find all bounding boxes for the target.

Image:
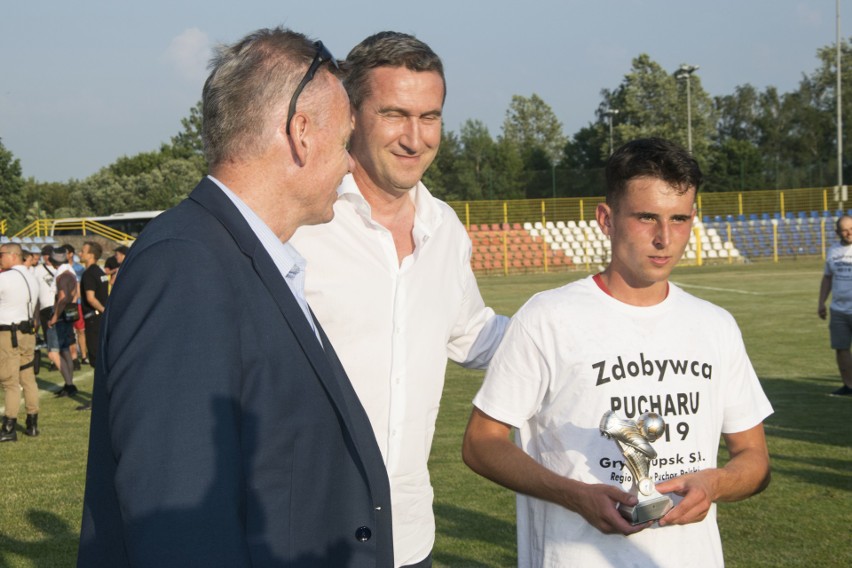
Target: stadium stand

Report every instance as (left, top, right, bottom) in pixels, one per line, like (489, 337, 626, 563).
(701, 210, 842, 260)
(468, 216, 751, 275)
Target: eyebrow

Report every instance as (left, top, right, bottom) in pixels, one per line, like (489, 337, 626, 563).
(377, 106, 442, 117)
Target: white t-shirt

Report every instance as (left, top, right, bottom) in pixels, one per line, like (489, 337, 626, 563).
(824, 242, 852, 313)
(33, 263, 56, 311)
(473, 276, 773, 568)
(0, 265, 40, 325)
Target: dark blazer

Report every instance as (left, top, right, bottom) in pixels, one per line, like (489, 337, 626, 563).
(78, 178, 393, 567)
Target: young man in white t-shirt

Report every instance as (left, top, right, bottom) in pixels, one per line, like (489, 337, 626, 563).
(462, 137, 773, 567)
(817, 215, 852, 396)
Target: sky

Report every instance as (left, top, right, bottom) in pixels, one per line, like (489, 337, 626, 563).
(1, 1, 847, 182)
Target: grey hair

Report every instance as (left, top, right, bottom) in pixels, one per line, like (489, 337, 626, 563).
(202, 27, 333, 166)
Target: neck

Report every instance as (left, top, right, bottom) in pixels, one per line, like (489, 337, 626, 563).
(352, 166, 415, 220)
(597, 268, 669, 307)
(211, 165, 301, 243)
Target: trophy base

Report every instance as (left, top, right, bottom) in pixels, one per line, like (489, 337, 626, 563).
(619, 495, 673, 525)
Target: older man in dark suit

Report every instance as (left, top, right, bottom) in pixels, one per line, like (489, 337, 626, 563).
(78, 28, 393, 567)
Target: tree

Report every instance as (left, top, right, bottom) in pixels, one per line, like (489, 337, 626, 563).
(560, 122, 608, 171)
(455, 119, 524, 200)
(798, 38, 852, 184)
(501, 94, 567, 165)
(715, 84, 763, 145)
(603, 54, 716, 164)
(0, 138, 27, 229)
(422, 128, 463, 201)
(170, 101, 204, 160)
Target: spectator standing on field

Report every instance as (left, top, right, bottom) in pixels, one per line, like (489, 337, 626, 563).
(47, 247, 77, 397)
(817, 214, 852, 396)
(80, 241, 108, 367)
(0, 243, 41, 442)
(103, 256, 120, 290)
(64, 244, 87, 369)
(34, 245, 62, 372)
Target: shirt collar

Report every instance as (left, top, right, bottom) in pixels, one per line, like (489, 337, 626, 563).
(337, 173, 443, 237)
(207, 175, 305, 280)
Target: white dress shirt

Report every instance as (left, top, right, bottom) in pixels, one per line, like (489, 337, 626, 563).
(291, 174, 507, 566)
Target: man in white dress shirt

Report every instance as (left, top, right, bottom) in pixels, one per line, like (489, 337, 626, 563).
(291, 31, 508, 568)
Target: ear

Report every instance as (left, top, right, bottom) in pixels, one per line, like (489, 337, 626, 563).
(286, 112, 311, 168)
(596, 203, 613, 237)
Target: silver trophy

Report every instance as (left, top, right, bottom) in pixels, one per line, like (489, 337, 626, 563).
(600, 410, 673, 525)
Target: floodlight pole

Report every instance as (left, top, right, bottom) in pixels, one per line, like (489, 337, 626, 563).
(675, 64, 699, 153)
(837, 0, 844, 208)
(603, 108, 620, 155)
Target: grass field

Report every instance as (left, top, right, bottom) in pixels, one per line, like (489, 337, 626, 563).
(2, 259, 851, 567)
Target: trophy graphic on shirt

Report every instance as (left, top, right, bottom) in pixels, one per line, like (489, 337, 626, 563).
(600, 410, 674, 525)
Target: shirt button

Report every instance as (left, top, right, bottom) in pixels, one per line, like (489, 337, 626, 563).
(355, 526, 372, 542)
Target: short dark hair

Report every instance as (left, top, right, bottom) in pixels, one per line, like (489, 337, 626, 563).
(104, 256, 120, 271)
(84, 241, 103, 261)
(64, 243, 75, 254)
(605, 138, 702, 208)
(344, 31, 445, 110)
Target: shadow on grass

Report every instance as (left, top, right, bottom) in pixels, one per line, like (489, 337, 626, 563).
(0, 509, 78, 568)
(769, 453, 851, 492)
(433, 502, 516, 567)
(760, 376, 851, 449)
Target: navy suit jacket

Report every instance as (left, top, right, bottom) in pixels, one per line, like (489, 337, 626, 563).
(78, 178, 394, 567)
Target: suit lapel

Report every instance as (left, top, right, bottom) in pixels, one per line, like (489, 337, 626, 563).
(187, 180, 366, 435)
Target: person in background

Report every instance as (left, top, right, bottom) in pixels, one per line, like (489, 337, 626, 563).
(64, 244, 87, 369)
(103, 255, 120, 290)
(34, 245, 61, 373)
(79, 241, 108, 368)
(0, 243, 41, 441)
(817, 214, 852, 396)
(46, 247, 77, 397)
(113, 245, 128, 266)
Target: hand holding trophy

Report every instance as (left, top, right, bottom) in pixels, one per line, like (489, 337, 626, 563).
(600, 410, 674, 525)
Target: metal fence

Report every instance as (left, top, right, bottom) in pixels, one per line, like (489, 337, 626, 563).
(448, 186, 845, 228)
(452, 186, 844, 275)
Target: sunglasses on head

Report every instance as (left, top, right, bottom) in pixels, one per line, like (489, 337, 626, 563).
(285, 41, 340, 136)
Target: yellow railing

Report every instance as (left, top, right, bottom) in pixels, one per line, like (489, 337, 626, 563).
(0, 219, 6, 235)
(448, 186, 839, 228)
(13, 219, 135, 244)
(13, 219, 53, 237)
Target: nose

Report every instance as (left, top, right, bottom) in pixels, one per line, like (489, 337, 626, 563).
(653, 222, 670, 249)
(398, 117, 422, 154)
